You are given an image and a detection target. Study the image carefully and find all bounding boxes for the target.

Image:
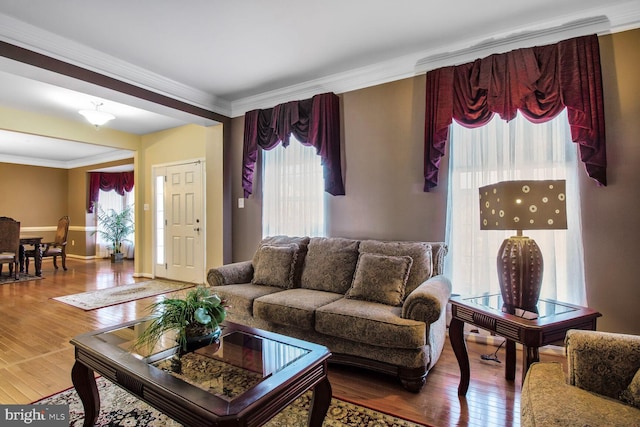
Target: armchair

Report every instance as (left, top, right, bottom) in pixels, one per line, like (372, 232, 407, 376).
(521, 329, 640, 426)
(0, 216, 20, 280)
(25, 216, 69, 273)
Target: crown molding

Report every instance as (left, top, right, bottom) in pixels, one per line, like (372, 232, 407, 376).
(0, 148, 133, 169)
(1, 1, 639, 120)
(0, 13, 232, 116)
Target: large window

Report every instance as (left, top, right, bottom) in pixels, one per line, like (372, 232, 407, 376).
(444, 110, 586, 305)
(262, 137, 326, 238)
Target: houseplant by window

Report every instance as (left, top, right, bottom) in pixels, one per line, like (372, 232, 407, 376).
(93, 203, 134, 263)
(134, 286, 227, 354)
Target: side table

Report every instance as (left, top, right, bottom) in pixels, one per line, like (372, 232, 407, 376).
(449, 294, 601, 396)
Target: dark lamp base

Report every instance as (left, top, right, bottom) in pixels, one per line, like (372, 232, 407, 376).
(497, 235, 543, 314)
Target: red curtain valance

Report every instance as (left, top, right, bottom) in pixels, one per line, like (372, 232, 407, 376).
(242, 92, 344, 198)
(424, 34, 606, 191)
(87, 171, 134, 213)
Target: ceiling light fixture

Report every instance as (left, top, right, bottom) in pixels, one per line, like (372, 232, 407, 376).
(79, 102, 115, 127)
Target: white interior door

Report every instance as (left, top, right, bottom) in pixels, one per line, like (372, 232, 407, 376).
(159, 161, 204, 283)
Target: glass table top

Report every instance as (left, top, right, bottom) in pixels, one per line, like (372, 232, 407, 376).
(94, 322, 310, 402)
(461, 294, 579, 320)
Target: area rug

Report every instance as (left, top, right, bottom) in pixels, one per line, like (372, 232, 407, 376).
(0, 271, 43, 285)
(34, 377, 427, 426)
(52, 280, 195, 310)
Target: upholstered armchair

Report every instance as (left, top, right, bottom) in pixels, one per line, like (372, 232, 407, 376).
(25, 216, 69, 273)
(0, 216, 20, 280)
(521, 329, 640, 426)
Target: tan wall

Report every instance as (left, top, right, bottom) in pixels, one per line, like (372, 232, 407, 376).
(230, 29, 640, 335)
(140, 123, 225, 279)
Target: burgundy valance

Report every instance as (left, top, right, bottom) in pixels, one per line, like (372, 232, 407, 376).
(88, 171, 134, 213)
(242, 92, 345, 198)
(424, 34, 606, 191)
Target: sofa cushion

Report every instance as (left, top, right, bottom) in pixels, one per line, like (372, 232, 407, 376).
(620, 368, 640, 409)
(252, 244, 298, 288)
(211, 283, 284, 317)
(359, 240, 432, 296)
(345, 253, 412, 306)
(315, 298, 426, 349)
(253, 236, 310, 287)
(301, 237, 360, 294)
(254, 289, 344, 330)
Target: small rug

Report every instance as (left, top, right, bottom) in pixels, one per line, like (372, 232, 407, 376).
(34, 377, 426, 426)
(0, 271, 43, 285)
(52, 280, 195, 310)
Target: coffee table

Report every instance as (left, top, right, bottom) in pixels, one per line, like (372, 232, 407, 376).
(70, 320, 332, 426)
(449, 294, 601, 396)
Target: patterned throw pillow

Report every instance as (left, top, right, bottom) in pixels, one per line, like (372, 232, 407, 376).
(252, 236, 310, 287)
(300, 237, 360, 294)
(359, 240, 432, 296)
(252, 244, 298, 289)
(620, 368, 640, 409)
(345, 253, 413, 306)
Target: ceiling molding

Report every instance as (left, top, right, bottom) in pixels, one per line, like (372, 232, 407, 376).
(1, 1, 639, 120)
(0, 148, 133, 169)
(0, 12, 232, 117)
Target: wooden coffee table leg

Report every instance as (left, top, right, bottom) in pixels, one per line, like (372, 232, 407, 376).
(71, 361, 100, 427)
(505, 339, 516, 380)
(449, 318, 469, 396)
(522, 345, 540, 383)
(308, 376, 332, 427)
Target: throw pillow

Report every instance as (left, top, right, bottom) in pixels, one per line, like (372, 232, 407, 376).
(359, 240, 432, 296)
(620, 368, 640, 409)
(252, 244, 298, 289)
(346, 253, 413, 306)
(301, 237, 360, 293)
(252, 235, 310, 287)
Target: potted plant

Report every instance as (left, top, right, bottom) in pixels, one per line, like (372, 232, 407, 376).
(93, 203, 135, 263)
(134, 286, 227, 354)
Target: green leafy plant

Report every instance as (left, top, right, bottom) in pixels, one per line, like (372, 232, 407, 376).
(93, 203, 135, 254)
(135, 286, 227, 352)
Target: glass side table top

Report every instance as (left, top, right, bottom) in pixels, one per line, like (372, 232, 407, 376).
(94, 321, 310, 402)
(461, 293, 579, 320)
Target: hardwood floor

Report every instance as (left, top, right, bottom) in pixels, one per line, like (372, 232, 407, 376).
(0, 258, 565, 426)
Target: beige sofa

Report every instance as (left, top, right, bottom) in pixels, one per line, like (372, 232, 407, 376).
(207, 235, 451, 392)
(521, 330, 640, 426)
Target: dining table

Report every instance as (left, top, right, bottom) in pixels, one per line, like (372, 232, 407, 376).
(19, 236, 43, 276)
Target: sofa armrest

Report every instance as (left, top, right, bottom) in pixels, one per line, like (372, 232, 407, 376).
(566, 329, 640, 400)
(402, 275, 452, 324)
(207, 261, 254, 287)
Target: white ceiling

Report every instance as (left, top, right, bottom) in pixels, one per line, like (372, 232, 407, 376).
(0, 1, 638, 168)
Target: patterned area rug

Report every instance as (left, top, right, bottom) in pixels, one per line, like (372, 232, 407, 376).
(52, 280, 195, 310)
(35, 377, 427, 426)
(0, 271, 43, 285)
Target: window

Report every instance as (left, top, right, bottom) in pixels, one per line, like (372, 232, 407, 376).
(262, 137, 326, 237)
(95, 188, 135, 258)
(444, 110, 586, 305)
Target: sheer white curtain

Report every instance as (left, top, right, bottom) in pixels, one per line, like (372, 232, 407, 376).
(262, 137, 326, 238)
(95, 188, 135, 259)
(444, 110, 586, 305)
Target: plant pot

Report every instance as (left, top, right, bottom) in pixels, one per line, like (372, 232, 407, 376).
(111, 253, 125, 263)
(181, 326, 222, 355)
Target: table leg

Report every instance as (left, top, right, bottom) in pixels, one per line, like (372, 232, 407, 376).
(308, 376, 332, 427)
(449, 318, 470, 396)
(71, 361, 100, 427)
(19, 244, 25, 273)
(35, 244, 42, 276)
(505, 339, 516, 381)
(522, 345, 540, 383)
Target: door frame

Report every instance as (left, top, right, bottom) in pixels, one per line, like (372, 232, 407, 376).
(152, 159, 206, 282)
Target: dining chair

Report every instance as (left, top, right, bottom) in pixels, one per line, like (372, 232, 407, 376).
(0, 216, 21, 280)
(25, 215, 70, 273)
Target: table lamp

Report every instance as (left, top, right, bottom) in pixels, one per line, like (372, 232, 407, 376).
(479, 180, 567, 314)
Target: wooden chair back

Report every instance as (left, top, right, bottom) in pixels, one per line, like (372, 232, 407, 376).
(0, 216, 20, 279)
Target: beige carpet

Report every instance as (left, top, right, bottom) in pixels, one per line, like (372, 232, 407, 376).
(52, 280, 195, 310)
(35, 376, 428, 426)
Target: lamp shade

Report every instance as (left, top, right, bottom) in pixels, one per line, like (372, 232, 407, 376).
(479, 180, 567, 231)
